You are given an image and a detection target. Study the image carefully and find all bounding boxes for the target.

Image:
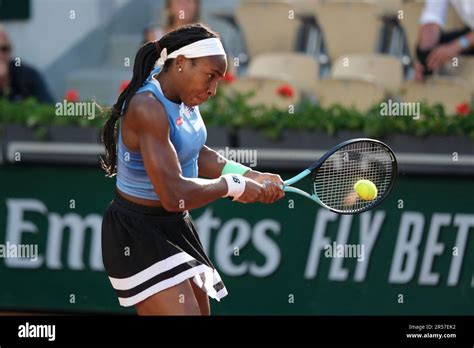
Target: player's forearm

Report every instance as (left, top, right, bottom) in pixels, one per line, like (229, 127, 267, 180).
(198, 145, 227, 178)
(162, 145, 260, 210)
(243, 169, 262, 180)
(160, 176, 229, 211)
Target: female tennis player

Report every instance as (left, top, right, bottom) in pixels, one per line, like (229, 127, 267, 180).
(100, 23, 285, 316)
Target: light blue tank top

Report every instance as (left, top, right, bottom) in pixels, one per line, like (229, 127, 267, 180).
(116, 67, 207, 201)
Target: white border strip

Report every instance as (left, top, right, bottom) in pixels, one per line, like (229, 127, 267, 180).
(7, 142, 104, 161)
(247, 148, 474, 166)
(5, 142, 474, 166)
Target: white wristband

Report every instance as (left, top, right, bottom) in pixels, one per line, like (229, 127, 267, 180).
(222, 174, 246, 201)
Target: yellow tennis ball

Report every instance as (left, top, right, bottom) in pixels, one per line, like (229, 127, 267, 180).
(354, 180, 377, 201)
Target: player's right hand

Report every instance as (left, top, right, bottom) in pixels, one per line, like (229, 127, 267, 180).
(234, 177, 264, 203)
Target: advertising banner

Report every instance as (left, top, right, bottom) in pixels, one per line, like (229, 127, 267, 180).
(0, 165, 472, 314)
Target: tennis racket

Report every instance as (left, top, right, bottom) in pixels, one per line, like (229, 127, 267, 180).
(282, 138, 397, 214)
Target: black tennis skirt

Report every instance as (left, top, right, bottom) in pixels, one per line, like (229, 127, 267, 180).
(101, 190, 228, 307)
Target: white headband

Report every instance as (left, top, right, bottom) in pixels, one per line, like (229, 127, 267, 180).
(155, 38, 226, 68)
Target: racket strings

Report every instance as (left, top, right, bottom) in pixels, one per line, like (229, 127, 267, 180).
(313, 141, 395, 213)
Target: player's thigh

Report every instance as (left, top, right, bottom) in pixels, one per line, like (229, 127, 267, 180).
(135, 279, 201, 315)
(190, 280, 210, 316)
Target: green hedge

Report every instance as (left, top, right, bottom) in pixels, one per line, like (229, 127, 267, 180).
(200, 90, 474, 140)
(1, 93, 474, 141)
(0, 97, 105, 128)
(0, 97, 106, 139)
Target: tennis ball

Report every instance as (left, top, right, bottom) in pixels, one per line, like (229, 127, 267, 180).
(354, 180, 377, 201)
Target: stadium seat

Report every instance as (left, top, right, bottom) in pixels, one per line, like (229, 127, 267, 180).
(372, 0, 404, 17)
(315, 77, 386, 111)
(317, 1, 382, 61)
(288, 0, 321, 17)
(311, 0, 403, 18)
(400, 77, 472, 115)
(331, 54, 403, 95)
(399, 1, 424, 59)
(444, 57, 474, 93)
(247, 53, 319, 94)
(235, 1, 302, 59)
(224, 77, 301, 110)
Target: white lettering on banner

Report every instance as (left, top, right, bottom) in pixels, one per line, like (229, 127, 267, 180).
(419, 213, 451, 285)
(250, 220, 281, 277)
(389, 211, 474, 287)
(354, 211, 385, 282)
(328, 215, 353, 281)
(304, 210, 338, 279)
(194, 208, 221, 256)
(389, 212, 425, 283)
(5, 198, 104, 271)
(5, 199, 46, 268)
(448, 215, 474, 286)
(215, 218, 251, 276)
(3, 199, 473, 287)
(305, 210, 385, 280)
(195, 208, 281, 277)
(47, 213, 103, 270)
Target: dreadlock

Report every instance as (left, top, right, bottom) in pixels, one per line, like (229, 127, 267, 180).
(100, 23, 219, 177)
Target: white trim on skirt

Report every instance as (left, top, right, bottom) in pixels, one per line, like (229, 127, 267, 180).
(107, 251, 228, 307)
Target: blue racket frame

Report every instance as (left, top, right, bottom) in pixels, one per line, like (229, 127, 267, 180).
(282, 138, 398, 214)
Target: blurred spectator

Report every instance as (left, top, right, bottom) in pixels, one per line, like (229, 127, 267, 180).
(414, 0, 474, 81)
(142, 0, 237, 74)
(0, 25, 53, 103)
(143, 0, 200, 43)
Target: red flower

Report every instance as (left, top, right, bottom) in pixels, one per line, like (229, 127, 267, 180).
(64, 89, 79, 102)
(222, 72, 235, 84)
(456, 102, 470, 116)
(118, 80, 130, 94)
(276, 84, 294, 98)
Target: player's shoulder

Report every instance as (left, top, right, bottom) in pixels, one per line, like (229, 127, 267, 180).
(128, 92, 165, 118)
(127, 92, 166, 123)
(127, 92, 169, 133)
